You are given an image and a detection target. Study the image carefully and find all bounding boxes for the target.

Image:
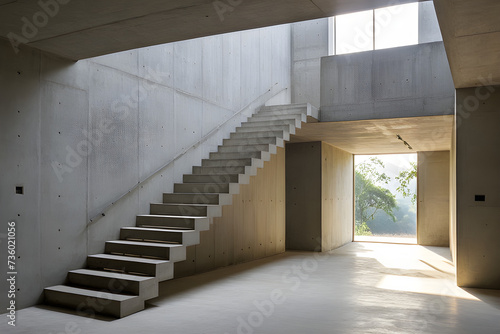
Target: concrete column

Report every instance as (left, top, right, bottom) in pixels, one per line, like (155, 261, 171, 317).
(286, 142, 353, 252)
(417, 151, 450, 246)
(455, 85, 500, 288)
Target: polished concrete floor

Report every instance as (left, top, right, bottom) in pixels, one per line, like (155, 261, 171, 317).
(2, 242, 500, 334)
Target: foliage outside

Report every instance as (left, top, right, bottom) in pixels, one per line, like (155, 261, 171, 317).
(355, 157, 417, 237)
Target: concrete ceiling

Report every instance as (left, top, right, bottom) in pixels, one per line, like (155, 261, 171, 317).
(0, 0, 422, 60)
(290, 115, 453, 155)
(434, 0, 500, 88)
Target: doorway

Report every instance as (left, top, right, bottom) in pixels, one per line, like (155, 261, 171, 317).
(354, 154, 417, 244)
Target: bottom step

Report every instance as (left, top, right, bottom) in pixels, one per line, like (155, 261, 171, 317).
(44, 285, 144, 318)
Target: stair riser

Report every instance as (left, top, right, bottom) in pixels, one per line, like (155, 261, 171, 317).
(105, 242, 186, 262)
(44, 289, 144, 318)
(137, 216, 211, 231)
(223, 137, 284, 147)
(162, 193, 232, 206)
(248, 114, 306, 123)
(201, 159, 252, 167)
(230, 131, 288, 140)
(235, 125, 294, 134)
(192, 165, 257, 176)
(174, 183, 239, 195)
(150, 203, 222, 217)
(242, 119, 301, 129)
(259, 105, 308, 113)
(183, 174, 240, 184)
(209, 151, 264, 160)
(67, 272, 158, 300)
(87, 257, 173, 281)
(120, 228, 199, 245)
(217, 144, 276, 154)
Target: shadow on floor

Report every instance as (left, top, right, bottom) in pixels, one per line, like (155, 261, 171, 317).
(463, 288, 500, 311)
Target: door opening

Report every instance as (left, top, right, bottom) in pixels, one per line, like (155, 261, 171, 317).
(354, 154, 417, 244)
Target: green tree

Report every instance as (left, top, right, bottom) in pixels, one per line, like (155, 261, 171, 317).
(355, 158, 397, 235)
(395, 162, 417, 205)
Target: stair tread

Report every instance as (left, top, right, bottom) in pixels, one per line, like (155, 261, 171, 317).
(69, 269, 154, 282)
(137, 214, 208, 219)
(106, 240, 184, 248)
(88, 253, 170, 264)
(45, 285, 138, 301)
(152, 203, 219, 207)
(122, 227, 199, 233)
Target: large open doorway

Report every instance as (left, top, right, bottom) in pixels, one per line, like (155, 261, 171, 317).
(354, 154, 417, 244)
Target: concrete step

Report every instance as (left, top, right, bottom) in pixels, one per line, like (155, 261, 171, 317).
(241, 118, 302, 129)
(44, 285, 144, 318)
(67, 269, 159, 300)
(183, 174, 249, 185)
(150, 203, 221, 217)
(201, 158, 264, 168)
(209, 150, 271, 161)
(120, 227, 200, 246)
(137, 214, 211, 230)
(258, 103, 319, 121)
(248, 113, 307, 123)
(105, 240, 186, 262)
(230, 130, 289, 141)
(87, 254, 173, 281)
(174, 182, 240, 194)
(222, 136, 284, 147)
(192, 165, 257, 176)
(259, 103, 309, 112)
(217, 143, 277, 154)
(162, 193, 232, 206)
(235, 124, 294, 134)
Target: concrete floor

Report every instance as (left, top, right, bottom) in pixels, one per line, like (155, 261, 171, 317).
(355, 236, 417, 244)
(2, 242, 500, 334)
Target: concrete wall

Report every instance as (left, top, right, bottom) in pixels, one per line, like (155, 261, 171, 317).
(417, 151, 450, 246)
(0, 24, 292, 310)
(320, 42, 455, 121)
(291, 19, 329, 108)
(419, 1, 443, 44)
(455, 85, 500, 289)
(450, 114, 457, 265)
(321, 143, 354, 251)
(290, 1, 445, 114)
(285, 142, 322, 251)
(286, 142, 353, 251)
(176, 147, 286, 277)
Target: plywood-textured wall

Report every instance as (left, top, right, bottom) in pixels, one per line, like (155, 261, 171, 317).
(321, 143, 354, 251)
(417, 151, 450, 246)
(174, 147, 286, 278)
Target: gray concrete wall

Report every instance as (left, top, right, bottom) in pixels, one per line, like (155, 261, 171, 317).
(320, 42, 455, 121)
(291, 19, 329, 108)
(456, 85, 500, 289)
(286, 142, 323, 251)
(0, 24, 292, 310)
(285, 142, 353, 251)
(417, 151, 450, 247)
(419, 1, 443, 44)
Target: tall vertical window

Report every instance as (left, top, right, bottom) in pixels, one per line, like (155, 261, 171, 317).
(336, 10, 374, 55)
(331, 2, 419, 55)
(375, 3, 419, 50)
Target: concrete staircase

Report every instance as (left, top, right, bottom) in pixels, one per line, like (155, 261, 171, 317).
(44, 103, 318, 318)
